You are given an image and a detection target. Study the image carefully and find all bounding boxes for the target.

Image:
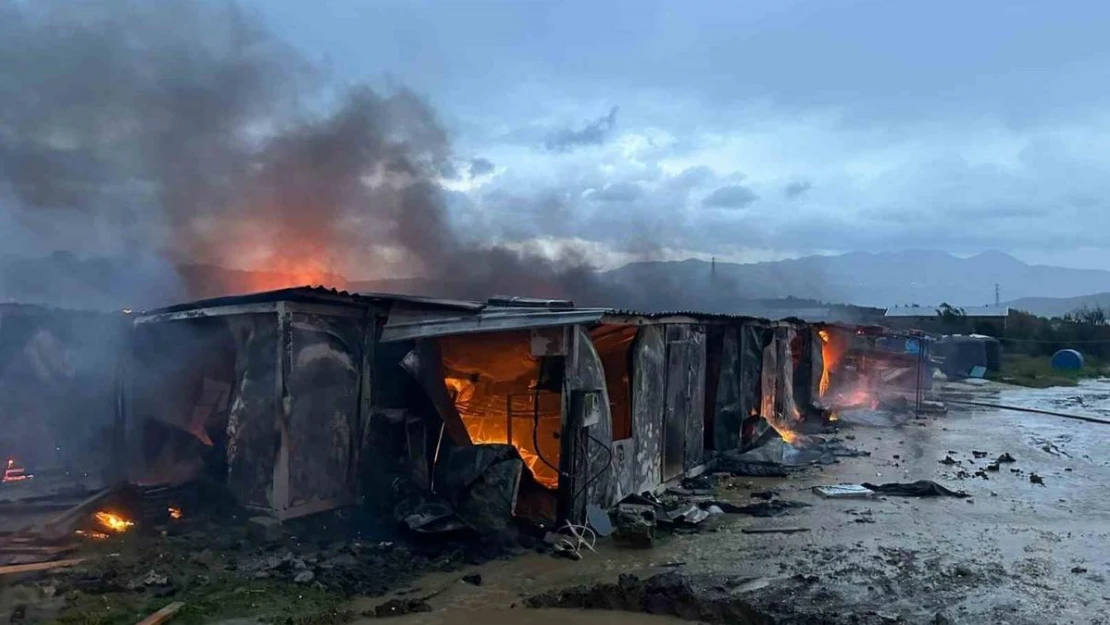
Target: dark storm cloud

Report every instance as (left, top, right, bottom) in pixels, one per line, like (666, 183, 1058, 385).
(0, 0, 633, 309)
(544, 106, 619, 152)
(469, 157, 495, 177)
(702, 184, 759, 209)
(783, 180, 812, 199)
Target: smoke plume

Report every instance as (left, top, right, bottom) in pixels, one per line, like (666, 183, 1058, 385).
(0, 0, 626, 310)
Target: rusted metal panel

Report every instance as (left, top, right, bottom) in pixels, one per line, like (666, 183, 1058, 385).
(631, 325, 664, 494)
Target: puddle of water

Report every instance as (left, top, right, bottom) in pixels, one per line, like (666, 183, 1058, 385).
(361, 608, 701, 625)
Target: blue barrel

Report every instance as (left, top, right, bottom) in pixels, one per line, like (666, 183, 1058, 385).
(1051, 348, 1084, 370)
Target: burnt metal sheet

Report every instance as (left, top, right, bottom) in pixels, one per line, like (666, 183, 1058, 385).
(789, 324, 815, 414)
(399, 341, 472, 446)
(683, 327, 707, 472)
(280, 313, 361, 518)
(631, 325, 664, 494)
(564, 326, 614, 518)
(662, 327, 687, 481)
(225, 315, 281, 512)
(712, 327, 742, 452)
(759, 331, 779, 439)
(738, 322, 768, 449)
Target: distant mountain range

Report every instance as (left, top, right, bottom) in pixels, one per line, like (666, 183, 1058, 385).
(599, 250, 1110, 311)
(1003, 293, 1110, 318)
(3, 249, 1110, 317)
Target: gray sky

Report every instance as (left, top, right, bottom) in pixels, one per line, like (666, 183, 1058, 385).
(255, 0, 1110, 270)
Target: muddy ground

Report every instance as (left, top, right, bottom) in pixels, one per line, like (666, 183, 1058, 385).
(353, 379, 1110, 625)
(6, 379, 1110, 624)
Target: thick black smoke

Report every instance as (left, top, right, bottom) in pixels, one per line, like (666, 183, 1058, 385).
(0, 0, 632, 310)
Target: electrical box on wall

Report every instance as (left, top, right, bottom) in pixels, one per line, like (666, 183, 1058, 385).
(572, 389, 603, 427)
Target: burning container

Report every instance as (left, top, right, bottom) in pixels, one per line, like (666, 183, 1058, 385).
(126, 288, 384, 520)
(123, 287, 833, 527)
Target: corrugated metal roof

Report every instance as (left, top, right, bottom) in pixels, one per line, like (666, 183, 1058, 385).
(381, 305, 611, 342)
(884, 305, 1010, 318)
(138, 286, 857, 339)
(141, 286, 484, 315)
(604, 309, 771, 322)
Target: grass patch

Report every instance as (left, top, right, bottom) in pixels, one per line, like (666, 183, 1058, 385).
(54, 576, 350, 625)
(991, 353, 1105, 388)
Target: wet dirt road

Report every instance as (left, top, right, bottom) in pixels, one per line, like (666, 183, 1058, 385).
(357, 379, 1110, 624)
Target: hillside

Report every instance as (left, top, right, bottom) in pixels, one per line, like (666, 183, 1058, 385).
(1004, 293, 1110, 318)
(603, 251, 1110, 309)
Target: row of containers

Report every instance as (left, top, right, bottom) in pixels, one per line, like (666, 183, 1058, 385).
(0, 288, 930, 528)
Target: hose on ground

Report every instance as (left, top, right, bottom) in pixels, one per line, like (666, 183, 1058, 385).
(943, 397, 1110, 426)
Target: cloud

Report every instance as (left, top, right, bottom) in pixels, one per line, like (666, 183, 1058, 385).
(590, 181, 643, 202)
(783, 180, 812, 199)
(469, 157, 495, 177)
(544, 106, 619, 152)
(702, 184, 759, 209)
(669, 165, 715, 190)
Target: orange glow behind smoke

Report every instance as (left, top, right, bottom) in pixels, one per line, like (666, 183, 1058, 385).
(2, 459, 29, 483)
(75, 529, 109, 540)
(94, 511, 134, 533)
(168, 506, 183, 520)
(235, 261, 347, 292)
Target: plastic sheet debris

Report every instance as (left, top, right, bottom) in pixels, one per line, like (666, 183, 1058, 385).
(710, 500, 810, 517)
(814, 484, 875, 499)
(586, 504, 613, 537)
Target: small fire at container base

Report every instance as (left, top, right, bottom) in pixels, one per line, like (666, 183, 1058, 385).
(94, 511, 135, 533)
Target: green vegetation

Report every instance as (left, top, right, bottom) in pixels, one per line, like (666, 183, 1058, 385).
(47, 531, 350, 625)
(990, 353, 1105, 389)
(55, 575, 349, 625)
(928, 302, 1110, 388)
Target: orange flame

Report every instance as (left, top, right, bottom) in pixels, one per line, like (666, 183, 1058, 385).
(94, 511, 134, 533)
(75, 529, 110, 540)
(445, 375, 560, 489)
(168, 506, 183, 520)
(818, 329, 843, 397)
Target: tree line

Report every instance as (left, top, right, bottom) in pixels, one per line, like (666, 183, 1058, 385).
(937, 302, 1110, 359)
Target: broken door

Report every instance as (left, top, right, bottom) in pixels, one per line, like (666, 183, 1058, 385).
(631, 325, 665, 493)
(662, 325, 707, 481)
